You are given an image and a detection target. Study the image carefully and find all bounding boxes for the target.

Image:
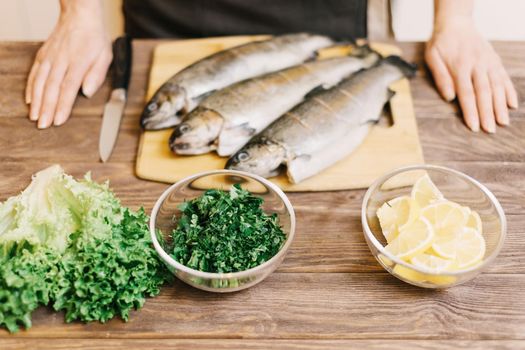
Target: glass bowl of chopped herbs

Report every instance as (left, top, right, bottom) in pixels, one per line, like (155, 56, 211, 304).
(149, 170, 296, 292)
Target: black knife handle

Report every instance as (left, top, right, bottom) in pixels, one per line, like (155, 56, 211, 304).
(112, 35, 132, 90)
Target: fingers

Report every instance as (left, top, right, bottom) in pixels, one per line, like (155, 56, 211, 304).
(53, 65, 88, 126)
(29, 60, 51, 122)
(27, 46, 111, 129)
(501, 68, 518, 109)
(472, 68, 496, 133)
(425, 47, 456, 101)
(455, 66, 512, 133)
(49, 48, 112, 127)
(25, 60, 39, 104)
(37, 59, 68, 129)
(489, 70, 509, 126)
(82, 48, 112, 98)
(454, 68, 480, 132)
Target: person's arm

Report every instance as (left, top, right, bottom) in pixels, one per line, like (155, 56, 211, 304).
(26, 0, 112, 129)
(425, 0, 518, 133)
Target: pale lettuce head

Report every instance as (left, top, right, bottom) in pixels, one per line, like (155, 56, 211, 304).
(0, 165, 121, 252)
(0, 165, 167, 333)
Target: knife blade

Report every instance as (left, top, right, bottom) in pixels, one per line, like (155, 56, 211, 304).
(99, 35, 132, 163)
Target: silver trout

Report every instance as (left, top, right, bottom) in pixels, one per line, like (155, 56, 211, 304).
(169, 45, 380, 156)
(141, 33, 334, 130)
(225, 56, 417, 184)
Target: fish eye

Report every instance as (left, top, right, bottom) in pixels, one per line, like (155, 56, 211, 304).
(178, 124, 190, 134)
(147, 103, 158, 111)
(237, 152, 250, 162)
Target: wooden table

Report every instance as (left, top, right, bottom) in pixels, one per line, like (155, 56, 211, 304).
(1, 40, 524, 349)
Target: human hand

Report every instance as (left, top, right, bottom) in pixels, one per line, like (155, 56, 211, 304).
(25, 0, 112, 128)
(425, 17, 518, 133)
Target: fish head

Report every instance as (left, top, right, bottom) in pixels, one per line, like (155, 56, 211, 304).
(169, 107, 223, 155)
(225, 138, 286, 178)
(141, 82, 188, 130)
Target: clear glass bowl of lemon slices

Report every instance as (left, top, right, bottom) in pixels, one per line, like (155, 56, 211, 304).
(361, 164, 506, 288)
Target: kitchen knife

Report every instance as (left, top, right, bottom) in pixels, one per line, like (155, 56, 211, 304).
(99, 35, 132, 163)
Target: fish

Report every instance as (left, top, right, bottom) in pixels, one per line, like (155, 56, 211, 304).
(141, 33, 335, 130)
(169, 45, 381, 156)
(225, 56, 417, 184)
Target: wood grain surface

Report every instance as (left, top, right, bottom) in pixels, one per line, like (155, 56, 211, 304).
(0, 40, 524, 349)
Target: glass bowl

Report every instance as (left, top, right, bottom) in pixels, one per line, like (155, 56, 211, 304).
(149, 170, 296, 292)
(361, 164, 506, 288)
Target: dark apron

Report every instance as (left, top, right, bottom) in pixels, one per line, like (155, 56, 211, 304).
(123, 0, 367, 40)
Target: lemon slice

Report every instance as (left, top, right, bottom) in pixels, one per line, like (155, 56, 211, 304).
(410, 253, 453, 273)
(378, 253, 394, 267)
(465, 210, 482, 233)
(377, 196, 419, 243)
(393, 264, 427, 283)
(432, 227, 486, 269)
(377, 174, 486, 284)
(392, 264, 457, 286)
(430, 229, 457, 259)
(453, 227, 486, 269)
(398, 199, 420, 232)
(421, 200, 468, 234)
(411, 174, 444, 207)
(385, 216, 434, 260)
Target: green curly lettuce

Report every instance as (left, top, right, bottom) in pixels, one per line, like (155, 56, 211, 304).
(0, 165, 169, 332)
(0, 243, 59, 332)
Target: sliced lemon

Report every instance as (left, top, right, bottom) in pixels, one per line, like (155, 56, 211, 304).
(377, 196, 419, 243)
(377, 174, 486, 285)
(385, 216, 434, 260)
(453, 227, 486, 269)
(421, 200, 468, 234)
(393, 264, 427, 283)
(465, 210, 482, 233)
(393, 264, 457, 286)
(425, 274, 457, 286)
(399, 199, 420, 231)
(378, 253, 394, 267)
(411, 174, 444, 207)
(432, 227, 486, 269)
(430, 229, 458, 260)
(410, 253, 453, 273)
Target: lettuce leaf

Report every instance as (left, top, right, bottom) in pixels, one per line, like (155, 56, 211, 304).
(0, 165, 169, 332)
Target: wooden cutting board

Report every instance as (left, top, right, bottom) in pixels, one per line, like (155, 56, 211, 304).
(136, 36, 424, 191)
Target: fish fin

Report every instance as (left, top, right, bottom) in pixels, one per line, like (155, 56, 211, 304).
(286, 153, 313, 184)
(268, 164, 285, 178)
(387, 88, 396, 100)
(377, 104, 394, 127)
(236, 122, 257, 136)
(363, 96, 391, 125)
(365, 117, 382, 125)
(384, 56, 417, 78)
(216, 123, 257, 156)
(363, 112, 384, 125)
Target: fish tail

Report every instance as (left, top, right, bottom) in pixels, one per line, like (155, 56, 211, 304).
(384, 55, 417, 79)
